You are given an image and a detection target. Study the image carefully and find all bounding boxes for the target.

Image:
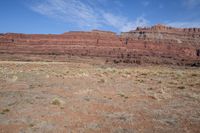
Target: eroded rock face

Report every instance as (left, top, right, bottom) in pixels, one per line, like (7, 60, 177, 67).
(120, 24, 200, 65)
(0, 25, 200, 66)
(122, 24, 200, 46)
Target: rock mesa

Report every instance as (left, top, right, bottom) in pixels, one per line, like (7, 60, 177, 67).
(0, 24, 200, 66)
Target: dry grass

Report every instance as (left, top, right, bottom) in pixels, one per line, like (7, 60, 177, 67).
(0, 61, 200, 132)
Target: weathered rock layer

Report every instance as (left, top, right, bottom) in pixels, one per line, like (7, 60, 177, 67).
(0, 25, 200, 66)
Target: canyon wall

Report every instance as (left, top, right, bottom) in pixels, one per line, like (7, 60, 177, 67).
(120, 24, 200, 65)
(0, 25, 200, 66)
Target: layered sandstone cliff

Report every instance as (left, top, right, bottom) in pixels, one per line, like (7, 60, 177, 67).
(0, 24, 200, 66)
(122, 24, 200, 46)
(120, 24, 200, 65)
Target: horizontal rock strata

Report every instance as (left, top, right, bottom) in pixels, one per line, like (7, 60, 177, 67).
(0, 25, 200, 66)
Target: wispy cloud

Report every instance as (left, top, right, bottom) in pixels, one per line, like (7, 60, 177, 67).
(31, 0, 102, 28)
(121, 16, 149, 31)
(167, 21, 200, 28)
(29, 0, 148, 32)
(102, 13, 149, 31)
(183, 0, 200, 9)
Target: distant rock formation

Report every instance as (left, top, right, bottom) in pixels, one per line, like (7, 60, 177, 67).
(122, 24, 200, 46)
(0, 24, 200, 66)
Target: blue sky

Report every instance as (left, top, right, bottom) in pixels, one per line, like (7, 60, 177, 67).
(0, 0, 200, 34)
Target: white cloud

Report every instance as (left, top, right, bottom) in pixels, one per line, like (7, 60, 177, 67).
(103, 13, 149, 32)
(103, 13, 125, 29)
(29, 0, 149, 32)
(31, 0, 102, 28)
(183, 0, 200, 8)
(167, 21, 200, 28)
(121, 16, 149, 32)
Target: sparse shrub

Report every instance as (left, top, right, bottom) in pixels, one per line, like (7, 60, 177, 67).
(177, 86, 186, 90)
(191, 73, 198, 77)
(148, 87, 153, 90)
(124, 71, 131, 75)
(118, 93, 129, 99)
(29, 84, 34, 89)
(195, 83, 200, 86)
(124, 96, 129, 99)
(52, 98, 61, 106)
(189, 84, 194, 87)
(140, 73, 147, 76)
(2, 109, 9, 112)
(118, 93, 125, 97)
(113, 60, 120, 64)
(60, 107, 64, 109)
(29, 124, 34, 127)
(98, 79, 105, 83)
(168, 81, 177, 85)
(0, 109, 10, 114)
(136, 79, 144, 83)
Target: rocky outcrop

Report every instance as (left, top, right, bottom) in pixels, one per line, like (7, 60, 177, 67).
(121, 24, 200, 47)
(120, 24, 200, 65)
(0, 24, 200, 66)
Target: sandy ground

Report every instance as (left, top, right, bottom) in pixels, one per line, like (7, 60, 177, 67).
(0, 61, 200, 133)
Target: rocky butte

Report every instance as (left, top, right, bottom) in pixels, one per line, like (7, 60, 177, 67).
(0, 24, 200, 66)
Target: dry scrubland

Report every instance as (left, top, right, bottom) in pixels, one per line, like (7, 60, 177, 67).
(0, 61, 200, 133)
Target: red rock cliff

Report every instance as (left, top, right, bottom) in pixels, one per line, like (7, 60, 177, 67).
(0, 25, 200, 66)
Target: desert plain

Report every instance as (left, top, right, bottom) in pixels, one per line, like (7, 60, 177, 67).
(0, 60, 199, 133)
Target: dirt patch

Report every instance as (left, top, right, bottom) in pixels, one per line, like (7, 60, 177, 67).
(0, 61, 200, 132)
